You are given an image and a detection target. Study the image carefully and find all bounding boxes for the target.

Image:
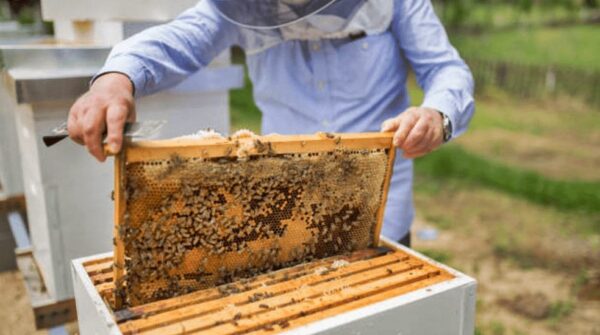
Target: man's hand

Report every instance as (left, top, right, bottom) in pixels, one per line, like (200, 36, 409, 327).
(67, 73, 135, 162)
(381, 107, 444, 159)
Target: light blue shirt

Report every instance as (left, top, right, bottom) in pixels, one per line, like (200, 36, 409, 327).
(98, 0, 475, 241)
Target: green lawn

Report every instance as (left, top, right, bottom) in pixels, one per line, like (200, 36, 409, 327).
(230, 74, 262, 133)
(433, 2, 592, 32)
(451, 25, 600, 72)
(415, 144, 600, 216)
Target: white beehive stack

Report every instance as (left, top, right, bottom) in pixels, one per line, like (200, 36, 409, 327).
(0, 0, 243, 328)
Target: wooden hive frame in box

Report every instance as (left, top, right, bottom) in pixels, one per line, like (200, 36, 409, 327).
(72, 132, 478, 334)
(75, 237, 464, 335)
(112, 132, 397, 308)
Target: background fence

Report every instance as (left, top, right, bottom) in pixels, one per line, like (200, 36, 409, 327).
(467, 57, 600, 107)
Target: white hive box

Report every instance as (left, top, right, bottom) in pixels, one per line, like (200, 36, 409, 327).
(72, 237, 477, 335)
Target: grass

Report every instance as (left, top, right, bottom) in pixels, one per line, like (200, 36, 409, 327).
(434, 2, 592, 31)
(414, 173, 599, 271)
(230, 74, 262, 133)
(492, 230, 542, 269)
(451, 25, 600, 72)
(547, 301, 575, 326)
(466, 91, 600, 139)
(453, 88, 600, 181)
(489, 321, 506, 335)
(572, 269, 590, 295)
(415, 144, 600, 215)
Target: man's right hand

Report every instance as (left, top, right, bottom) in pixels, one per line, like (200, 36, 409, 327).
(67, 73, 136, 162)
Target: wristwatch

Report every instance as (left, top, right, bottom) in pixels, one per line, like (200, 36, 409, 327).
(439, 112, 453, 143)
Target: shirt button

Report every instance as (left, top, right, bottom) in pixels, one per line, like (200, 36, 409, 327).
(318, 81, 326, 91)
(312, 43, 321, 51)
(322, 120, 330, 127)
(362, 42, 369, 50)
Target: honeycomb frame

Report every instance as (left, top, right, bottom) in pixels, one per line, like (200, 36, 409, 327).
(112, 132, 396, 308)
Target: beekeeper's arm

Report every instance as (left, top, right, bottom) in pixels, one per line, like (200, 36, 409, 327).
(382, 0, 475, 158)
(67, 2, 238, 161)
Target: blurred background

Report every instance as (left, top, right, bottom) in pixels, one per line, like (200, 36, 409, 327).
(1, 0, 599, 334)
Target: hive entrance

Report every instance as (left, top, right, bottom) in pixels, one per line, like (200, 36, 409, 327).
(113, 133, 395, 308)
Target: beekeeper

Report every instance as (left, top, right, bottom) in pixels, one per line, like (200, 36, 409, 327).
(67, 0, 475, 247)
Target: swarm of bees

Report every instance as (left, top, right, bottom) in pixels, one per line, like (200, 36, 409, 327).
(116, 137, 390, 307)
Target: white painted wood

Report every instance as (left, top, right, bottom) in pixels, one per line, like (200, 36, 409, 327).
(0, 79, 24, 198)
(14, 102, 60, 299)
(41, 0, 199, 22)
(72, 252, 120, 335)
(53, 21, 124, 45)
(72, 240, 477, 335)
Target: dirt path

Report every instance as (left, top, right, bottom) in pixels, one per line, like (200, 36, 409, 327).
(0, 271, 78, 335)
(413, 216, 600, 335)
(457, 129, 600, 181)
(0, 271, 47, 335)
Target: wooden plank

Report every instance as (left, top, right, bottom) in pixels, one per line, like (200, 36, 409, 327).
(247, 270, 454, 335)
(96, 282, 115, 295)
(32, 299, 77, 330)
(119, 252, 414, 334)
(113, 150, 127, 309)
(373, 145, 396, 247)
(82, 257, 112, 269)
(84, 261, 113, 276)
(0, 194, 26, 213)
(122, 133, 393, 163)
(90, 271, 113, 285)
(135, 263, 437, 335)
(15, 249, 78, 329)
(203, 267, 448, 335)
(120, 252, 410, 332)
(114, 248, 390, 321)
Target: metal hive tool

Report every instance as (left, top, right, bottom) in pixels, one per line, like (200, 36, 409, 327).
(112, 132, 396, 308)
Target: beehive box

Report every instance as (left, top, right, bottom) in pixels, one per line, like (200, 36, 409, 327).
(72, 132, 477, 334)
(72, 237, 476, 334)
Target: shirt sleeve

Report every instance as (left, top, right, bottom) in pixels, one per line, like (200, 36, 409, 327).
(391, 0, 475, 140)
(94, 1, 240, 97)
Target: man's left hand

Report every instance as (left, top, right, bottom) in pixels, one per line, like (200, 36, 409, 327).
(381, 107, 444, 159)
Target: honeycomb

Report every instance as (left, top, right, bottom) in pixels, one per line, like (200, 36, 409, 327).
(114, 133, 394, 307)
